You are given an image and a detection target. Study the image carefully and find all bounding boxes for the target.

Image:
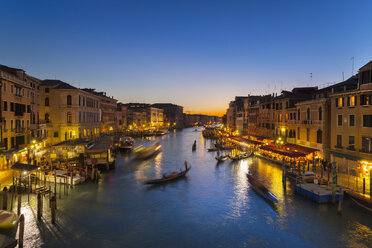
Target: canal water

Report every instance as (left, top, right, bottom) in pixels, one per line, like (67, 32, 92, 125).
(23, 128, 372, 247)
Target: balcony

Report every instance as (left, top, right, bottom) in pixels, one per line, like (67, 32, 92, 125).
(359, 149, 372, 154)
(346, 146, 355, 151)
(12, 127, 26, 133)
(302, 120, 312, 125)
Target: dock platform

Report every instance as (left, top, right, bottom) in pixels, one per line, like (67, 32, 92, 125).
(295, 183, 341, 203)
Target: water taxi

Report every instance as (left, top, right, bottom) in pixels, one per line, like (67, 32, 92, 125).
(134, 142, 162, 160)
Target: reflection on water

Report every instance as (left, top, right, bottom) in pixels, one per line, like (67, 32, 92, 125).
(23, 128, 372, 248)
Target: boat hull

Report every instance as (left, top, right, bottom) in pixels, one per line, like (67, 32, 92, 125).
(145, 166, 191, 184)
(247, 174, 278, 203)
(346, 191, 372, 212)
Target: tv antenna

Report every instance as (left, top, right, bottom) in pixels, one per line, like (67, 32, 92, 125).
(351, 57, 355, 75)
(310, 73, 313, 86)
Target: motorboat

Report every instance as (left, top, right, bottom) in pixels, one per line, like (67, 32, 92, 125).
(134, 142, 162, 160)
(118, 136, 135, 150)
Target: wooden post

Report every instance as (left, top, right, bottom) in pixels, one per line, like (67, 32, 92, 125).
(37, 193, 42, 220)
(2, 188, 7, 210)
(44, 172, 46, 187)
(370, 167, 372, 197)
(51, 195, 56, 224)
(337, 187, 343, 215)
(70, 172, 73, 188)
(19, 214, 25, 248)
(54, 167, 57, 194)
(28, 174, 31, 202)
(59, 178, 62, 199)
(17, 194, 22, 216)
(10, 188, 14, 211)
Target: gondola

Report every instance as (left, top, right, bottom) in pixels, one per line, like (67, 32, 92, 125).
(208, 148, 218, 152)
(144, 165, 191, 184)
(192, 141, 196, 151)
(247, 174, 278, 203)
(228, 151, 253, 161)
(215, 154, 228, 162)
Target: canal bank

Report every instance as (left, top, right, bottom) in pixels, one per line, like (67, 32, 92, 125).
(17, 128, 372, 247)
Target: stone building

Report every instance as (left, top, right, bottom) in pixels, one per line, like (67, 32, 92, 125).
(329, 62, 372, 171)
(0, 65, 37, 150)
(40, 80, 101, 144)
(151, 103, 183, 129)
(82, 89, 118, 134)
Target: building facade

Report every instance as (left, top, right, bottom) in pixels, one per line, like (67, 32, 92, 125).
(0, 65, 34, 150)
(330, 63, 372, 172)
(151, 103, 184, 129)
(40, 80, 101, 144)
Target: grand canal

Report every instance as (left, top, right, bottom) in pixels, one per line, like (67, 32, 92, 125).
(23, 128, 372, 247)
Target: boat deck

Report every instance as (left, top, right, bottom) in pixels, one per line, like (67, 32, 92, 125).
(295, 183, 341, 203)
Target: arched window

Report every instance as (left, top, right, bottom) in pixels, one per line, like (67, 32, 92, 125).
(67, 112, 72, 123)
(317, 129, 322, 144)
(318, 107, 322, 121)
(45, 113, 49, 123)
(45, 97, 49, 106)
(67, 95, 72, 105)
(307, 108, 310, 120)
(297, 109, 301, 120)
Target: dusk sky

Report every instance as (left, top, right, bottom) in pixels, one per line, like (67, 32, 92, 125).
(1, 0, 371, 116)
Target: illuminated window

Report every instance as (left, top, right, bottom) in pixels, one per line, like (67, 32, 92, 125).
(349, 96, 355, 106)
(337, 97, 343, 107)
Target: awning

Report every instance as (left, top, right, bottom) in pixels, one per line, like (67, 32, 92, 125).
(11, 162, 39, 171)
(259, 145, 306, 158)
(284, 144, 319, 154)
(330, 150, 361, 161)
(52, 138, 89, 147)
(87, 142, 112, 153)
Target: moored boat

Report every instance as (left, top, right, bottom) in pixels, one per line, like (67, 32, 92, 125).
(86, 142, 116, 170)
(346, 190, 372, 212)
(247, 174, 278, 203)
(118, 136, 135, 150)
(144, 164, 191, 184)
(208, 148, 218, 152)
(228, 151, 253, 161)
(215, 154, 228, 162)
(134, 142, 161, 160)
(0, 210, 18, 238)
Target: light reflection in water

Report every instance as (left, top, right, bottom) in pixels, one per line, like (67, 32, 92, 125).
(226, 159, 250, 219)
(23, 128, 372, 248)
(154, 152, 163, 178)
